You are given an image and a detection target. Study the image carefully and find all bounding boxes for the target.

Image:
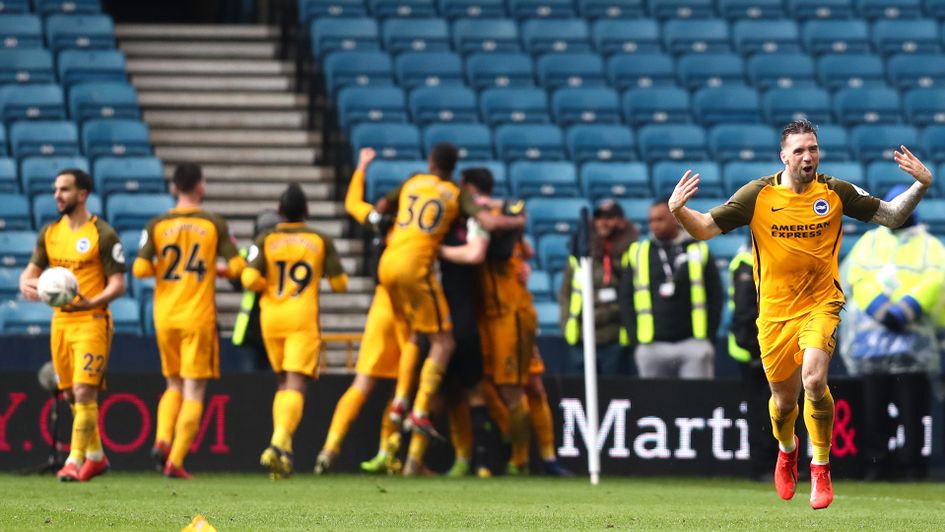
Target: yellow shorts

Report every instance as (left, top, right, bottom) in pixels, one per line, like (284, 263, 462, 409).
(480, 307, 536, 386)
(156, 323, 220, 380)
(355, 285, 408, 379)
(51, 313, 113, 390)
(379, 268, 452, 334)
(265, 330, 321, 378)
(757, 310, 840, 383)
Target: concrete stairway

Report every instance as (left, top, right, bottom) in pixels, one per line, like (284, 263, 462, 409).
(116, 24, 371, 366)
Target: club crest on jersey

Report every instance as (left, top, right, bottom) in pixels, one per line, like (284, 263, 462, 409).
(812, 199, 829, 216)
(76, 237, 91, 253)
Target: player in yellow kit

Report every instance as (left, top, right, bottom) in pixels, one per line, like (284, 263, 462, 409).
(241, 183, 347, 479)
(669, 119, 933, 509)
(133, 163, 246, 479)
(19, 168, 126, 482)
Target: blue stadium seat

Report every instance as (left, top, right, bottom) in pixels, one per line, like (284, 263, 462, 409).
(408, 86, 478, 125)
(708, 124, 779, 163)
(526, 197, 591, 237)
(858, 0, 922, 18)
(537, 233, 571, 272)
(649, 0, 714, 18)
(93, 156, 165, 195)
(0, 14, 42, 49)
(708, 234, 745, 263)
(536, 53, 606, 90)
(693, 85, 762, 125)
(927, 0, 945, 17)
(916, 199, 945, 233)
(81, 119, 151, 160)
(310, 18, 379, 59)
(865, 160, 923, 198)
(677, 53, 745, 90)
(508, 0, 576, 18)
(510, 160, 579, 198)
(0, 230, 34, 266)
(465, 52, 534, 90)
(0, 158, 15, 193)
(819, 161, 866, 187)
(565, 124, 636, 163)
(551, 87, 621, 126)
(0, 84, 65, 125)
(323, 51, 392, 97)
(581, 161, 650, 199)
(451, 18, 520, 54)
(817, 124, 853, 160)
(747, 53, 817, 90)
(109, 297, 141, 335)
(762, 87, 833, 125)
(653, 161, 723, 197)
(622, 87, 690, 126)
(617, 197, 653, 228)
(454, 160, 508, 195)
(802, 20, 870, 54)
(10, 121, 80, 160)
(527, 269, 552, 301)
(33, 192, 101, 228)
(368, 0, 436, 18)
(479, 87, 549, 126)
(0, 49, 54, 84)
(833, 87, 902, 125)
(922, 125, 945, 163)
(637, 124, 709, 162)
(887, 55, 945, 90)
(591, 19, 660, 55)
(438, 0, 505, 18)
(141, 294, 155, 336)
(850, 124, 919, 162)
(902, 88, 945, 126)
(118, 228, 142, 271)
(381, 18, 449, 54)
(817, 54, 886, 90)
(350, 123, 422, 160)
(0, 193, 29, 230)
(365, 159, 427, 200)
(872, 20, 940, 55)
(57, 49, 126, 88)
(663, 19, 731, 54)
(21, 155, 89, 197)
(336, 86, 406, 130)
(0, 300, 52, 334)
(535, 300, 562, 336)
(106, 193, 172, 232)
(521, 19, 591, 55)
(423, 123, 493, 160)
(0, 0, 30, 13)
(494, 124, 565, 161)
(718, 0, 784, 18)
(394, 52, 463, 89)
(68, 82, 140, 122)
(45, 14, 115, 52)
(0, 267, 19, 302)
(35, 0, 102, 16)
(606, 53, 676, 91)
(578, 0, 645, 18)
(298, 0, 368, 22)
(723, 161, 782, 194)
(733, 20, 801, 54)
(788, 0, 854, 19)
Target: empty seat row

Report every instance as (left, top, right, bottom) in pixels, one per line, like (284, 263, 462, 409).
(0, 0, 102, 16)
(0, 118, 150, 162)
(0, 191, 171, 235)
(0, 82, 140, 124)
(0, 14, 114, 52)
(0, 155, 163, 196)
(0, 49, 126, 88)
(0, 296, 146, 336)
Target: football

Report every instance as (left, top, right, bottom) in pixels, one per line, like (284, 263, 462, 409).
(36, 267, 78, 308)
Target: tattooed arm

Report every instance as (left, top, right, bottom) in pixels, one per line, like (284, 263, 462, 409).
(870, 146, 933, 228)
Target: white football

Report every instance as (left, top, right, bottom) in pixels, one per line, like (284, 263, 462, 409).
(37, 267, 79, 308)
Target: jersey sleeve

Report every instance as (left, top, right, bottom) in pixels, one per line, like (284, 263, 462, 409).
(459, 188, 486, 217)
(246, 233, 268, 274)
(827, 176, 882, 222)
(212, 214, 241, 260)
(29, 224, 50, 269)
(345, 169, 375, 225)
(137, 219, 157, 260)
(709, 179, 765, 233)
(321, 234, 345, 278)
(96, 220, 127, 276)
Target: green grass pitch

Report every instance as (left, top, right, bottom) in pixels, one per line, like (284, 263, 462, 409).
(1, 473, 944, 530)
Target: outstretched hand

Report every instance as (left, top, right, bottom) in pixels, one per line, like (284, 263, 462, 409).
(356, 147, 377, 172)
(893, 145, 932, 188)
(668, 170, 700, 214)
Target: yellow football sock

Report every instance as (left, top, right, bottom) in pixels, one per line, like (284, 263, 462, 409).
(407, 432, 429, 464)
(67, 402, 97, 464)
(155, 388, 182, 446)
(805, 387, 834, 465)
(168, 399, 203, 468)
(412, 359, 445, 417)
(378, 400, 397, 455)
(394, 342, 421, 403)
(449, 402, 473, 462)
(481, 381, 510, 436)
(528, 390, 556, 461)
(85, 420, 104, 461)
(509, 399, 531, 465)
(769, 396, 799, 452)
(271, 390, 304, 453)
(324, 387, 366, 454)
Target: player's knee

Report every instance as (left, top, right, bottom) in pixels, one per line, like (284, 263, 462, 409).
(771, 393, 796, 416)
(802, 373, 827, 400)
(352, 373, 376, 394)
(499, 385, 524, 406)
(72, 383, 97, 403)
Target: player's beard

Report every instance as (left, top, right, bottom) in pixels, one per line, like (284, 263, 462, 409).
(790, 163, 816, 184)
(58, 198, 77, 215)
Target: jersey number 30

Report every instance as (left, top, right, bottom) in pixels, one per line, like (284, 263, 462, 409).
(398, 194, 444, 233)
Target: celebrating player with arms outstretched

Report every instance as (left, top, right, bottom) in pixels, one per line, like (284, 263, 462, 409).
(667, 119, 932, 509)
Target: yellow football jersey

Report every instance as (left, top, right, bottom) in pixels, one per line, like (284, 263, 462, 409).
(30, 216, 126, 321)
(244, 222, 345, 337)
(136, 207, 241, 329)
(480, 240, 532, 318)
(710, 172, 880, 321)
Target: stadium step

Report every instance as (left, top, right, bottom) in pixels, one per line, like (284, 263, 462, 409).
(150, 129, 319, 147)
(115, 24, 278, 41)
(202, 199, 343, 218)
(144, 110, 307, 129)
(202, 181, 332, 200)
(217, 292, 374, 313)
(165, 164, 333, 183)
(132, 76, 294, 92)
(121, 41, 277, 59)
(228, 218, 347, 239)
(125, 58, 292, 76)
(138, 91, 307, 110)
(155, 146, 317, 165)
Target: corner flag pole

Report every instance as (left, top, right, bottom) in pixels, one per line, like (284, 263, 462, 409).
(574, 207, 600, 485)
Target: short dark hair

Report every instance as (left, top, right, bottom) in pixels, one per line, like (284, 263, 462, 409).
(173, 163, 203, 193)
(279, 183, 308, 222)
(59, 168, 93, 193)
(429, 143, 459, 176)
(652, 196, 670, 208)
(780, 118, 817, 146)
(460, 167, 494, 195)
